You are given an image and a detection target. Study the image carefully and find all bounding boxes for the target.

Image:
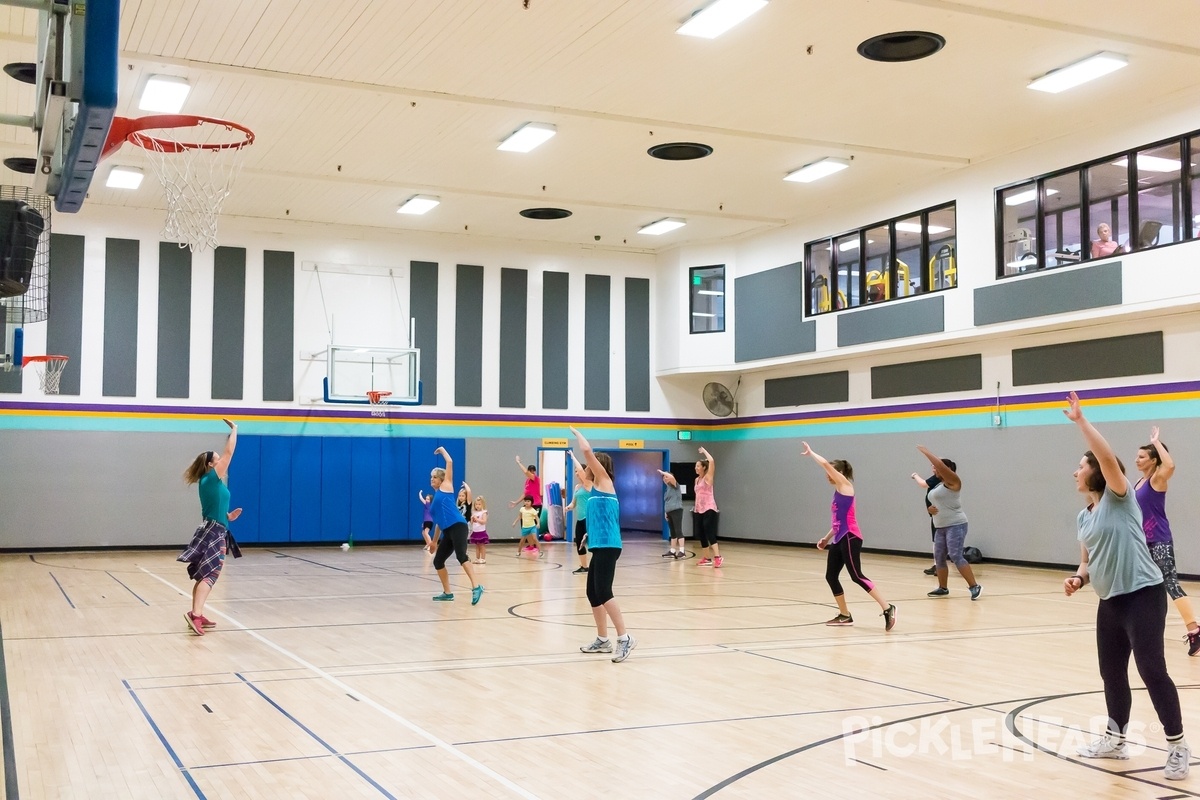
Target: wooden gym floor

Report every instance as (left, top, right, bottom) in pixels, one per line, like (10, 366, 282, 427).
(0, 538, 1197, 799)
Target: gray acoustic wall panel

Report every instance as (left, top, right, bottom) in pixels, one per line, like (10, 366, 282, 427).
(499, 267, 528, 408)
(410, 260, 439, 405)
(625, 277, 650, 412)
(455, 264, 484, 407)
(584, 274, 610, 411)
(974, 261, 1122, 326)
(871, 354, 982, 399)
(44, 234, 85, 395)
(211, 246, 246, 400)
(102, 238, 139, 397)
(837, 294, 945, 347)
(262, 250, 294, 401)
(734, 262, 815, 361)
(765, 371, 850, 408)
(156, 243, 191, 398)
(542, 271, 569, 409)
(1012, 331, 1163, 386)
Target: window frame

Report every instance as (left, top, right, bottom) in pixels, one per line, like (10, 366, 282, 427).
(688, 264, 726, 334)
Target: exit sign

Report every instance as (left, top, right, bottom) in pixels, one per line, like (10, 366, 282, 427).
(677, 431, 692, 440)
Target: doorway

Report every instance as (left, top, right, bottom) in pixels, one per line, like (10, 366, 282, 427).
(596, 448, 669, 538)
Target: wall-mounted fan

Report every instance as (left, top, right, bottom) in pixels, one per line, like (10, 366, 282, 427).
(702, 379, 739, 417)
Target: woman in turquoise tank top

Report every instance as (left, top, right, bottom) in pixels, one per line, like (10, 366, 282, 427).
(178, 418, 242, 637)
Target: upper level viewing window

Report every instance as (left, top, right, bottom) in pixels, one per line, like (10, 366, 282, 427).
(690, 265, 725, 333)
(998, 130, 1197, 277)
(805, 203, 956, 317)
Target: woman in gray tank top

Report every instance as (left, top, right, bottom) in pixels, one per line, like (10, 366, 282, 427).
(917, 445, 981, 600)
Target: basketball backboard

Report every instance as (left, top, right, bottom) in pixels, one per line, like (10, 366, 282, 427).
(0, 0, 119, 213)
(324, 345, 421, 405)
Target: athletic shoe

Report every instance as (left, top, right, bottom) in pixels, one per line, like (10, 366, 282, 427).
(197, 615, 216, 629)
(471, 585, 484, 605)
(882, 604, 897, 632)
(662, 551, 676, 558)
(674, 551, 687, 560)
(611, 635, 637, 663)
(696, 558, 714, 567)
(1165, 742, 1191, 780)
(1186, 630, 1200, 656)
(573, 566, 589, 574)
(580, 637, 613, 654)
(923, 565, 937, 575)
(825, 614, 854, 626)
(1078, 735, 1129, 760)
(432, 592, 455, 601)
(713, 556, 724, 568)
(970, 584, 982, 601)
(927, 587, 950, 597)
(184, 612, 204, 636)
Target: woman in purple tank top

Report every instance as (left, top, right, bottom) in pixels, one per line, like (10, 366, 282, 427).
(1135, 427, 1198, 655)
(800, 442, 896, 632)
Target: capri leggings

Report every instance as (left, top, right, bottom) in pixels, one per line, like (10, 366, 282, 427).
(586, 547, 621, 607)
(693, 510, 719, 548)
(432, 522, 470, 569)
(825, 535, 875, 596)
(1096, 583, 1182, 737)
(575, 519, 588, 556)
(666, 509, 683, 539)
(933, 523, 969, 569)
(1148, 542, 1187, 600)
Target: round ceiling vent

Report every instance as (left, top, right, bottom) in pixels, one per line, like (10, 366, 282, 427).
(3, 62, 36, 84)
(519, 207, 572, 220)
(647, 142, 714, 161)
(857, 31, 945, 63)
(3, 157, 36, 174)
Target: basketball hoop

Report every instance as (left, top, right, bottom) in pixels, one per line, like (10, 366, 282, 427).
(22, 354, 68, 394)
(366, 390, 392, 418)
(103, 115, 255, 253)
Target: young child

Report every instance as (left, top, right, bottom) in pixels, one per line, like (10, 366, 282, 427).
(513, 495, 540, 556)
(417, 490, 434, 552)
(457, 483, 473, 520)
(470, 496, 490, 564)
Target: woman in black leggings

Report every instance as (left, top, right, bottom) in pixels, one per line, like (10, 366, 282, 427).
(1062, 392, 1188, 781)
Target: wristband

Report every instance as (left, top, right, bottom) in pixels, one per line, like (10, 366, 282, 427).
(1070, 575, 1085, 585)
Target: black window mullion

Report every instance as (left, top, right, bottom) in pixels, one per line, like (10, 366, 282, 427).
(1183, 137, 1194, 241)
(1035, 178, 1046, 271)
(1081, 167, 1092, 259)
(1128, 152, 1139, 249)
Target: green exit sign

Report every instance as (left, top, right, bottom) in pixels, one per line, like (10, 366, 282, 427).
(692, 275, 701, 285)
(677, 430, 692, 440)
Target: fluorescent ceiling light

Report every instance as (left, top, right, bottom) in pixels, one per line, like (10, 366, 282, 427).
(894, 223, 951, 234)
(784, 157, 850, 183)
(105, 166, 143, 190)
(696, 289, 725, 296)
(498, 122, 557, 153)
(838, 238, 876, 251)
(1004, 188, 1058, 206)
(1113, 155, 1181, 173)
(398, 195, 440, 215)
(139, 75, 191, 113)
(691, 312, 717, 318)
(677, 0, 768, 39)
(638, 217, 686, 235)
(1028, 52, 1127, 94)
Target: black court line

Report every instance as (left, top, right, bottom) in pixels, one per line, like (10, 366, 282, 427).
(106, 571, 149, 605)
(264, 550, 358, 572)
(847, 757, 886, 771)
(48, 572, 74, 608)
(123, 680, 206, 799)
(0, 619, 19, 800)
(738, 648, 953, 703)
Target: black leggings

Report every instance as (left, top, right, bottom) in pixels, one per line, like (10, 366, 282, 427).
(1096, 583, 1182, 736)
(575, 519, 588, 556)
(693, 510, 719, 548)
(586, 548, 620, 607)
(432, 522, 470, 569)
(666, 509, 683, 539)
(825, 535, 875, 596)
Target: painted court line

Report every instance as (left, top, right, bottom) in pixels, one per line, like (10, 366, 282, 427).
(139, 566, 541, 800)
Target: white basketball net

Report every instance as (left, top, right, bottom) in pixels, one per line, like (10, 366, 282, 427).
(31, 357, 68, 394)
(134, 121, 252, 253)
(367, 391, 391, 418)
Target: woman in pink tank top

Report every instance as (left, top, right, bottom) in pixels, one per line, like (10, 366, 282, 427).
(693, 447, 723, 567)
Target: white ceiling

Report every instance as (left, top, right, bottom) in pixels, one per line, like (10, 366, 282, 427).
(2, 0, 1199, 251)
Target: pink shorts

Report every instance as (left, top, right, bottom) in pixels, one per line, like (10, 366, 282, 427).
(469, 530, 489, 545)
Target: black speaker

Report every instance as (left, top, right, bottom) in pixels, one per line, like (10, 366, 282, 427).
(0, 199, 45, 298)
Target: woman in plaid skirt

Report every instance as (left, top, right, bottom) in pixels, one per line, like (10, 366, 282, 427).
(178, 418, 242, 635)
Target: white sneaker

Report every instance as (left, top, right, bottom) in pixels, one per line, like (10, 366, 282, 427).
(611, 635, 637, 663)
(580, 637, 613, 654)
(1165, 742, 1191, 780)
(1078, 735, 1129, 760)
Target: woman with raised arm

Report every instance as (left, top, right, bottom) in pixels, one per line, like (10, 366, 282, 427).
(570, 426, 636, 663)
(1134, 428, 1199, 655)
(658, 469, 686, 559)
(429, 447, 484, 605)
(179, 418, 244, 636)
(917, 447, 981, 600)
(565, 456, 592, 575)
(800, 442, 896, 631)
(1062, 393, 1188, 780)
(693, 446, 723, 567)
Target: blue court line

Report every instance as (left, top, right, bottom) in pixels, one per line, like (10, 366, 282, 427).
(48, 573, 75, 608)
(106, 571, 149, 605)
(234, 673, 398, 799)
(0, 620, 19, 800)
(122, 680, 207, 799)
